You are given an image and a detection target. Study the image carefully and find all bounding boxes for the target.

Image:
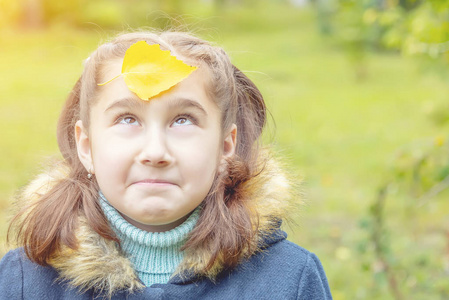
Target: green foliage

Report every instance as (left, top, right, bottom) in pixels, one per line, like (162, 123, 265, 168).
(358, 134, 449, 299)
(312, 0, 449, 299)
(2, 0, 204, 29)
(380, 1, 449, 70)
(2, 0, 297, 30)
(323, 0, 449, 77)
(316, 2, 449, 298)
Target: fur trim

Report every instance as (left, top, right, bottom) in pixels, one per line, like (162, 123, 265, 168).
(15, 153, 298, 295)
(48, 217, 144, 296)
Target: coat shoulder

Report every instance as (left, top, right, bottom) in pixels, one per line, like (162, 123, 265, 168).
(238, 238, 333, 300)
(273, 240, 333, 300)
(0, 248, 24, 299)
(166, 238, 333, 299)
(0, 248, 93, 299)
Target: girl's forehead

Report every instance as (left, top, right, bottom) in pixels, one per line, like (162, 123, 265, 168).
(96, 59, 218, 113)
(99, 58, 124, 83)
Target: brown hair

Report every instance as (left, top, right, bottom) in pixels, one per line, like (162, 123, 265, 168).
(9, 31, 267, 274)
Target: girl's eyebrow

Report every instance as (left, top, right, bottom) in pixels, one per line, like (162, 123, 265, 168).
(104, 97, 146, 112)
(104, 97, 208, 116)
(167, 98, 208, 116)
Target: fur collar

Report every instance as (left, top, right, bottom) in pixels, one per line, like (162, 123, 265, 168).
(16, 154, 296, 297)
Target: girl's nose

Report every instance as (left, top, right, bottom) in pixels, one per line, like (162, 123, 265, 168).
(137, 129, 173, 167)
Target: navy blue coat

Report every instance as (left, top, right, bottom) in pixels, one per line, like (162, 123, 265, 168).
(0, 230, 332, 299)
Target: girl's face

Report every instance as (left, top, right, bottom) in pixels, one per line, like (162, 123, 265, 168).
(76, 59, 236, 232)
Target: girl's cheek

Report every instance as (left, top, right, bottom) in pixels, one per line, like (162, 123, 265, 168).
(169, 131, 203, 147)
(169, 125, 198, 136)
(172, 134, 220, 160)
(93, 132, 139, 157)
(112, 125, 143, 136)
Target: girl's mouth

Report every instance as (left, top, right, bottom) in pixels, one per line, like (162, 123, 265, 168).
(132, 179, 177, 186)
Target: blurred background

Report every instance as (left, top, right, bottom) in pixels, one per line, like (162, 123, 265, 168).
(1, 0, 449, 298)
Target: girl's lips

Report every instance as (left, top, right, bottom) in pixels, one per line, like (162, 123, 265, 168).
(132, 179, 177, 186)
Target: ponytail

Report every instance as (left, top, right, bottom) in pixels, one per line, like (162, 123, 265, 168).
(182, 65, 268, 276)
(8, 78, 118, 266)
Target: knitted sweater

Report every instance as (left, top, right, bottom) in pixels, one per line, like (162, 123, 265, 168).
(99, 193, 200, 286)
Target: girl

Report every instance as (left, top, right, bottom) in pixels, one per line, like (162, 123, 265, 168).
(0, 31, 332, 299)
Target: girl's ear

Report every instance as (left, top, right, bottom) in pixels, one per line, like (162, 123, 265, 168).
(222, 124, 237, 159)
(75, 120, 93, 173)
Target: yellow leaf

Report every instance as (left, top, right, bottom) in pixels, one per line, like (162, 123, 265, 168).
(100, 41, 197, 100)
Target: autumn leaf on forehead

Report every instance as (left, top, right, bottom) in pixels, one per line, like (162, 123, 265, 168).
(99, 41, 197, 100)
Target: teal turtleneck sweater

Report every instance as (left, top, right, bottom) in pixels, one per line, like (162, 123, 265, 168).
(99, 193, 200, 287)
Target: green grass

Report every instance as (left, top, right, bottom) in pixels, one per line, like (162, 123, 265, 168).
(1, 3, 448, 299)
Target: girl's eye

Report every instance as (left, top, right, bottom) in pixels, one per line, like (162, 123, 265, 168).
(118, 116, 140, 126)
(172, 116, 194, 127)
